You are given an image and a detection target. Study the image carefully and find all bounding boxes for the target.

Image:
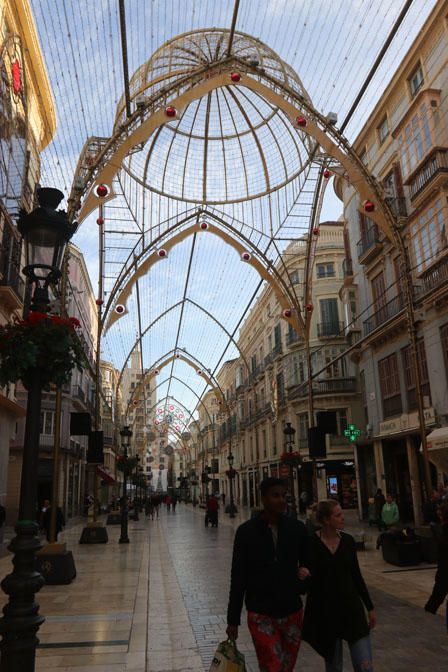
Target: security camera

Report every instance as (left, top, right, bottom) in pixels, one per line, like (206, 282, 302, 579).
(326, 112, 338, 125)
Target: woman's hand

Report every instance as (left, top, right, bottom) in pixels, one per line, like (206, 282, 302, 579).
(226, 624, 238, 640)
(368, 609, 377, 629)
(298, 566, 311, 580)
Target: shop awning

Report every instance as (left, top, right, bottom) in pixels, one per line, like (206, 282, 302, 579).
(423, 427, 448, 473)
(96, 465, 116, 484)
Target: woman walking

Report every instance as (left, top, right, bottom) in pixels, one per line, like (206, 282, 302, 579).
(424, 502, 448, 630)
(302, 499, 376, 671)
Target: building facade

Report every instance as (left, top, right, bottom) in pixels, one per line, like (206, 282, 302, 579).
(204, 222, 363, 513)
(336, 0, 448, 522)
(0, 0, 56, 523)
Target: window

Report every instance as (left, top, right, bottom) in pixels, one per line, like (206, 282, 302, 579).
(274, 324, 282, 350)
(359, 148, 368, 166)
(290, 270, 300, 285)
(411, 198, 448, 272)
(40, 410, 55, 436)
(317, 262, 335, 278)
(401, 341, 431, 411)
(377, 116, 389, 144)
(297, 412, 308, 447)
(408, 63, 424, 97)
(371, 272, 388, 321)
(262, 429, 267, 458)
(251, 354, 257, 373)
(397, 102, 433, 178)
(319, 298, 339, 335)
(378, 353, 402, 418)
(441, 324, 448, 383)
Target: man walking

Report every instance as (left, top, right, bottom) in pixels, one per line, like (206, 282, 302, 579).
(226, 477, 309, 672)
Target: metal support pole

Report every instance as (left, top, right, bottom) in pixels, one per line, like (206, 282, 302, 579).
(119, 445, 129, 544)
(0, 371, 45, 672)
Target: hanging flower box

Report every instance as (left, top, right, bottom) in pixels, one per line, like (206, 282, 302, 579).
(0, 311, 86, 389)
(116, 455, 139, 474)
(280, 451, 302, 467)
(226, 468, 237, 479)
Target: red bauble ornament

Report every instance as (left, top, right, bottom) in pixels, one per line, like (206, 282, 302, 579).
(96, 217, 104, 225)
(282, 309, 292, 318)
(95, 184, 109, 198)
(230, 72, 241, 82)
(305, 303, 313, 312)
(364, 200, 375, 212)
(323, 169, 331, 178)
(313, 227, 320, 235)
(241, 252, 251, 261)
(96, 298, 104, 306)
(158, 249, 167, 258)
(165, 106, 177, 117)
(199, 221, 209, 230)
(296, 116, 307, 127)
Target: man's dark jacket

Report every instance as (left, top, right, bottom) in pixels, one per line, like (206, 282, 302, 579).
(227, 513, 309, 625)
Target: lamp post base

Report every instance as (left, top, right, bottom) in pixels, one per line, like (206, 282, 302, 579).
(35, 549, 76, 585)
(0, 520, 45, 672)
(79, 523, 108, 544)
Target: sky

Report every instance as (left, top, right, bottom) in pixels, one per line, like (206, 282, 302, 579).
(28, 0, 438, 430)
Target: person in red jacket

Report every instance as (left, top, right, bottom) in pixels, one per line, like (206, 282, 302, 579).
(206, 493, 219, 527)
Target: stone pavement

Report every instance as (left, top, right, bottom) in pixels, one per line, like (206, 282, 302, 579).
(0, 504, 446, 671)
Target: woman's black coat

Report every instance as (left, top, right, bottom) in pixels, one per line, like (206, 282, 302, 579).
(302, 531, 374, 659)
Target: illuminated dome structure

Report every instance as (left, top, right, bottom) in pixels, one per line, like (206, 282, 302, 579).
(114, 29, 315, 204)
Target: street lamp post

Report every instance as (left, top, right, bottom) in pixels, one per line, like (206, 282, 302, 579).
(283, 422, 298, 519)
(227, 452, 237, 518)
(0, 188, 76, 672)
(119, 426, 132, 544)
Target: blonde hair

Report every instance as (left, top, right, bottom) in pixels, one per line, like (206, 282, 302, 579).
(315, 499, 340, 524)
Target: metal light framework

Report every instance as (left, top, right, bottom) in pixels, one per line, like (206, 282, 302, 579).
(69, 26, 433, 508)
(0, 188, 75, 672)
(118, 425, 132, 544)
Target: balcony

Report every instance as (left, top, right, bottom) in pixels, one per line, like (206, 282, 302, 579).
(316, 377, 357, 394)
(317, 321, 344, 338)
(272, 343, 282, 359)
(0, 215, 25, 311)
(363, 294, 405, 337)
(416, 253, 448, 300)
(384, 196, 407, 218)
(264, 352, 274, 368)
(357, 225, 383, 264)
(408, 148, 448, 202)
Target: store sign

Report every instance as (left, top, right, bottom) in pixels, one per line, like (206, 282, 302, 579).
(379, 407, 435, 436)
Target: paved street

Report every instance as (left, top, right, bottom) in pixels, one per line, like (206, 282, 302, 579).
(0, 505, 447, 671)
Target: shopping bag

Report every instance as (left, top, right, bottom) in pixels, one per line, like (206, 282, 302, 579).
(209, 638, 246, 672)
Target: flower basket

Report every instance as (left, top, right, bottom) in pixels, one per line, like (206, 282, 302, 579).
(0, 311, 86, 389)
(226, 468, 237, 479)
(116, 455, 139, 474)
(280, 451, 302, 467)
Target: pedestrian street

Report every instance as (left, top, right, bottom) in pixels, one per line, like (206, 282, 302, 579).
(0, 505, 446, 672)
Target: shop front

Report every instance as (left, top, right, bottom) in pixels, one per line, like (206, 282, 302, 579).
(319, 459, 358, 509)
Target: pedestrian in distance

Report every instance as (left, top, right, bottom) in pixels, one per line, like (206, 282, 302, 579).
(165, 494, 172, 512)
(299, 489, 309, 514)
(425, 502, 448, 630)
(302, 498, 376, 672)
(380, 493, 399, 530)
(205, 493, 219, 527)
(226, 477, 309, 672)
(373, 488, 385, 527)
(172, 493, 177, 512)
